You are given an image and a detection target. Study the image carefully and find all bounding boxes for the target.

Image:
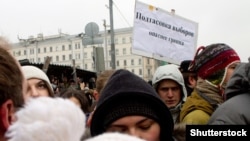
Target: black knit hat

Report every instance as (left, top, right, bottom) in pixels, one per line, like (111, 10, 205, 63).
(179, 60, 193, 73)
(103, 99, 159, 128)
(90, 69, 174, 141)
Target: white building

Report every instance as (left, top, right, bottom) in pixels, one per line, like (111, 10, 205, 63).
(10, 27, 161, 81)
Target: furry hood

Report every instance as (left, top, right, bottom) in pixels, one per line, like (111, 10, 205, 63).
(85, 132, 146, 141)
(6, 97, 86, 141)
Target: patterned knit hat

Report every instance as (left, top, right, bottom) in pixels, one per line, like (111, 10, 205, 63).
(189, 43, 240, 85)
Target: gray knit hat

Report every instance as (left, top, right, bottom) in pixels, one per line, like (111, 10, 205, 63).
(22, 65, 54, 97)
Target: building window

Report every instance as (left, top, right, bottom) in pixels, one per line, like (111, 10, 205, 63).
(56, 56, 59, 61)
(138, 59, 141, 65)
(130, 36, 132, 43)
(44, 47, 46, 53)
(78, 43, 80, 49)
(115, 49, 119, 55)
(139, 69, 142, 75)
(124, 60, 127, 66)
(30, 49, 34, 55)
(147, 69, 151, 76)
(131, 69, 134, 73)
(116, 60, 119, 66)
(147, 58, 150, 64)
(122, 37, 126, 44)
(131, 59, 134, 65)
(75, 53, 80, 59)
(50, 46, 53, 52)
(38, 58, 40, 63)
(69, 54, 72, 60)
(24, 50, 26, 55)
(84, 52, 87, 58)
(123, 48, 126, 55)
(69, 44, 72, 50)
(62, 45, 65, 51)
(62, 55, 65, 61)
(109, 50, 111, 56)
(77, 53, 80, 59)
(85, 64, 88, 69)
(37, 48, 40, 53)
(115, 38, 118, 44)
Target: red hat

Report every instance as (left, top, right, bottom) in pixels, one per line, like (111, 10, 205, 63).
(189, 43, 240, 84)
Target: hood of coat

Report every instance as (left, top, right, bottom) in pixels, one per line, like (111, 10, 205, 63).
(152, 64, 187, 103)
(225, 58, 250, 100)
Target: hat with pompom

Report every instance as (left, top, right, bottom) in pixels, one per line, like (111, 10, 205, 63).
(189, 43, 240, 86)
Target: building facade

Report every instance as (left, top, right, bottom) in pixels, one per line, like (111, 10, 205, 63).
(10, 27, 159, 81)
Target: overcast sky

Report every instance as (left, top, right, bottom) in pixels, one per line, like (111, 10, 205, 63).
(1, 0, 250, 61)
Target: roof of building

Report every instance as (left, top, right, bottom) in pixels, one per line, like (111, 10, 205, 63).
(19, 59, 97, 88)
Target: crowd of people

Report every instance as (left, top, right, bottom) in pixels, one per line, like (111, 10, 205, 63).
(0, 36, 249, 141)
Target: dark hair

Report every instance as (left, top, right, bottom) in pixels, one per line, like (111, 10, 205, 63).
(60, 88, 91, 113)
(81, 89, 94, 106)
(0, 37, 24, 108)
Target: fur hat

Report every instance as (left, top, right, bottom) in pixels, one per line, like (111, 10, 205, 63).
(6, 97, 86, 141)
(22, 65, 54, 97)
(85, 132, 146, 141)
(189, 43, 240, 86)
(90, 69, 174, 141)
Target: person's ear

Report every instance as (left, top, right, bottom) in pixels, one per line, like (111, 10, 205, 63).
(188, 76, 197, 88)
(0, 100, 15, 131)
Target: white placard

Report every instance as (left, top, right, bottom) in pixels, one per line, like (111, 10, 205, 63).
(132, 0, 198, 65)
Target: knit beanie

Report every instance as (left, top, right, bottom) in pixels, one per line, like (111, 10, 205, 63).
(103, 99, 159, 128)
(179, 60, 193, 73)
(189, 43, 240, 86)
(22, 65, 54, 97)
(90, 69, 174, 141)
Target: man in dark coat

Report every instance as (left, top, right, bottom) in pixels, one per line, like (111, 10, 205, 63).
(208, 58, 250, 124)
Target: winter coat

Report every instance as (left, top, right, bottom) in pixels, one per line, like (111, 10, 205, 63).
(152, 64, 187, 123)
(179, 78, 223, 124)
(208, 61, 250, 124)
